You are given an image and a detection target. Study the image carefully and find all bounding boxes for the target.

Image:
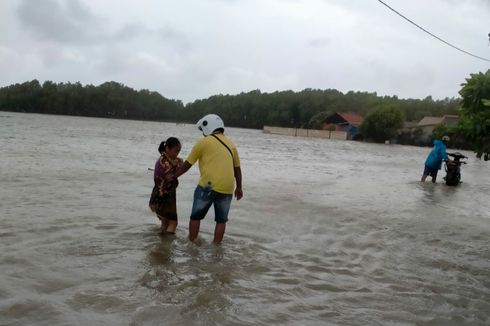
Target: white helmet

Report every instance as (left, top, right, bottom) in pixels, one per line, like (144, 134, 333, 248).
(197, 114, 224, 136)
(442, 135, 450, 142)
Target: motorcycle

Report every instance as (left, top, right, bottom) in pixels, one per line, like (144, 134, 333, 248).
(444, 152, 467, 186)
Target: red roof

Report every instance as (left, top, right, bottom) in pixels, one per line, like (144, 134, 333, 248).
(338, 112, 364, 125)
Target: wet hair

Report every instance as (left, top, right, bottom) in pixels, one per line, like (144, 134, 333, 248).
(158, 141, 165, 154)
(159, 137, 181, 154)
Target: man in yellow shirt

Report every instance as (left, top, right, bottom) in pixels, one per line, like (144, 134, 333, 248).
(172, 114, 243, 244)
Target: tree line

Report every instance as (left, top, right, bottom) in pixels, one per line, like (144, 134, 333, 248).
(0, 80, 184, 121)
(0, 79, 459, 128)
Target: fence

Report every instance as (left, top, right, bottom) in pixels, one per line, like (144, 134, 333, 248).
(263, 126, 347, 140)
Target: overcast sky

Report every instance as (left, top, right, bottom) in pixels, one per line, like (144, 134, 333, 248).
(1, 0, 489, 103)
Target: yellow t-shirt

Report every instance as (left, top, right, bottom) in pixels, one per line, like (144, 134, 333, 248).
(186, 134, 240, 194)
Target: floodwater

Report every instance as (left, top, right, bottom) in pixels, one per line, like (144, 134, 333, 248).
(1, 112, 489, 326)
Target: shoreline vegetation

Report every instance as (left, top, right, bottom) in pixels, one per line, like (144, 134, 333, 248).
(0, 80, 460, 124)
(0, 79, 465, 147)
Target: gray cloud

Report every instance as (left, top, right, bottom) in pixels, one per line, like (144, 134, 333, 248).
(308, 37, 331, 48)
(157, 27, 192, 55)
(2, 0, 490, 103)
(17, 0, 103, 44)
(107, 23, 192, 55)
(113, 24, 149, 42)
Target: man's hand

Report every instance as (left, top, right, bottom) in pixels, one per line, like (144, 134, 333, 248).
(234, 187, 243, 200)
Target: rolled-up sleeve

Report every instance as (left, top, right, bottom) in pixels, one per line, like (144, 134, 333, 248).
(232, 147, 240, 167)
(186, 141, 202, 165)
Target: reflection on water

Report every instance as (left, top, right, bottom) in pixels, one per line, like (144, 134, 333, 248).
(0, 112, 489, 325)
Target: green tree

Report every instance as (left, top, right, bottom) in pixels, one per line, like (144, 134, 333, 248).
(459, 70, 490, 160)
(360, 105, 404, 142)
(307, 110, 331, 129)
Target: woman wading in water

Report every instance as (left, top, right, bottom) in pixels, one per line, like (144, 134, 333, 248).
(149, 137, 183, 234)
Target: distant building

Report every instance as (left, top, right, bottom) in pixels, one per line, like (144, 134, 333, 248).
(417, 115, 459, 136)
(402, 121, 418, 131)
(321, 112, 364, 139)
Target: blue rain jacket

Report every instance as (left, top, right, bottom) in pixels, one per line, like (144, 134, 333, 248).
(425, 139, 448, 169)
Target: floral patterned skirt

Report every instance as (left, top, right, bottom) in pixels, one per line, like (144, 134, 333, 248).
(149, 186, 177, 221)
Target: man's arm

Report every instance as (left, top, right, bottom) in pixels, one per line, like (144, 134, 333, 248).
(173, 140, 200, 180)
(165, 161, 192, 183)
(234, 166, 243, 200)
(442, 146, 448, 161)
(174, 161, 192, 179)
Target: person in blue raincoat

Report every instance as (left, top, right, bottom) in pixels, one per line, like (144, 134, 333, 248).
(421, 136, 450, 183)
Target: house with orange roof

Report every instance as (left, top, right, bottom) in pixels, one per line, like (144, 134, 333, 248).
(321, 112, 364, 139)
